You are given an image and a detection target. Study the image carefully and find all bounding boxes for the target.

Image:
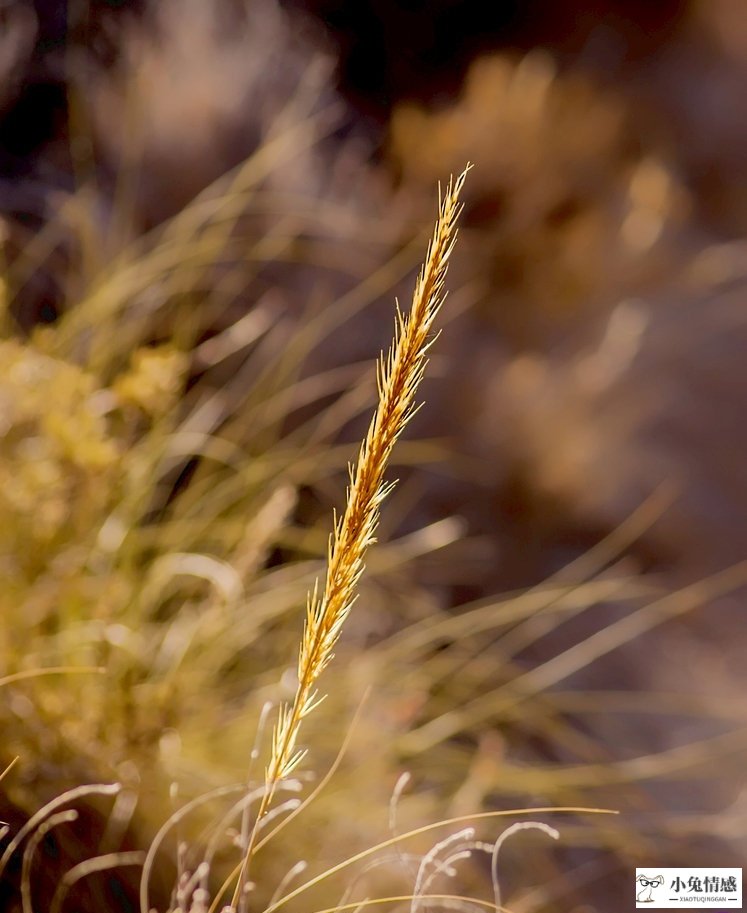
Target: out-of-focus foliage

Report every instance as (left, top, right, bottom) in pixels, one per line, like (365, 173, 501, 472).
(390, 53, 687, 347)
(1, 1, 746, 911)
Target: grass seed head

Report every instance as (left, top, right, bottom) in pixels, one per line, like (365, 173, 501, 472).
(265, 166, 470, 790)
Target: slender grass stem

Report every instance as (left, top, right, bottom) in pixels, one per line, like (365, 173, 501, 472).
(229, 166, 470, 910)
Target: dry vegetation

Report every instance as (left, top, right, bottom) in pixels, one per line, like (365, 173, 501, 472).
(0, 1, 746, 912)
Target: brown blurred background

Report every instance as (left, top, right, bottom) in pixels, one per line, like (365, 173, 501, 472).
(1, 1, 746, 911)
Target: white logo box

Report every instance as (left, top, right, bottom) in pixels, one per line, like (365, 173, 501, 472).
(635, 868, 742, 909)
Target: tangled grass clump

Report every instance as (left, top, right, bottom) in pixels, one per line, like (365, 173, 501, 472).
(0, 164, 617, 913)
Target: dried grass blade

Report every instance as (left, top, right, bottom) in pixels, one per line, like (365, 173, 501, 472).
(230, 165, 470, 909)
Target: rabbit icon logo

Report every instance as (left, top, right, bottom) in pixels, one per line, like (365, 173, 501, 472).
(637, 874, 664, 903)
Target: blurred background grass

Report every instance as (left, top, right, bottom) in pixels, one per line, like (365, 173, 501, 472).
(0, 1, 746, 911)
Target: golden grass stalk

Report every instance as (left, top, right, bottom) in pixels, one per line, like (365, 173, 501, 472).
(230, 165, 470, 909)
(267, 166, 469, 786)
